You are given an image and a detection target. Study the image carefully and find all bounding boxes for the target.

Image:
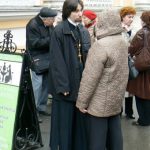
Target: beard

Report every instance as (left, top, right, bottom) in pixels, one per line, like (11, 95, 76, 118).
(75, 17, 82, 23)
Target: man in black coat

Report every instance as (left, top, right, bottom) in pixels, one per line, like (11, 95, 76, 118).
(26, 7, 57, 121)
(49, 0, 91, 150)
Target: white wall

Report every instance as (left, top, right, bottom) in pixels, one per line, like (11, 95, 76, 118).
(0, 11, 142, 51)
(0, 0, 42, 6)
(85, 0, 113, 10)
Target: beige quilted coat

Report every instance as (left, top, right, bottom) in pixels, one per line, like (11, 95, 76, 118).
(76, 10, 129, 117)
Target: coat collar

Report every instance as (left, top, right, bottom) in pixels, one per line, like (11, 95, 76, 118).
(62, 20, 74, 35)
(35, 14, 44, 26)
(67, 18, 78, 27)
(62, 20, 83, 35)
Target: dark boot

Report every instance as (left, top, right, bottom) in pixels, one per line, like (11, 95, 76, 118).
(125, 97, 135, 119)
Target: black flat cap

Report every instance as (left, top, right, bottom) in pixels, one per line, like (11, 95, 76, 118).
(39, 7, 57, 17)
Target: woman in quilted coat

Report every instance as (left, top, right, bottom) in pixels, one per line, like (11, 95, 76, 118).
(76, 10, 129, 150)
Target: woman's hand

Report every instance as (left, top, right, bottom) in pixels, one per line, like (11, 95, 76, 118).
(78, 108, 88, 113)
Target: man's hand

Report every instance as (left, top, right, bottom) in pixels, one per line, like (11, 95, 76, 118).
(63, 92, 69, 96)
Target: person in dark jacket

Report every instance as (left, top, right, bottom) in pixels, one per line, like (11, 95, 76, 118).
(26, 7, 57, 121)
(48, 0, 91, 150)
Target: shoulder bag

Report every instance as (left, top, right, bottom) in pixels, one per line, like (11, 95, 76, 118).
(128, 54, 139, 80)
(134, 29, 150, 71)
(27, 51, 50, 74)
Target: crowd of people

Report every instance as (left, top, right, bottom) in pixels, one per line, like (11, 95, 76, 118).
(26, 0, 150, 150)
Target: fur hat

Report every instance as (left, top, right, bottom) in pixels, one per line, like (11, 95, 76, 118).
(40, 7, 57, 18)
(83, 10, 97, 21)
(120, 6, 136, 20)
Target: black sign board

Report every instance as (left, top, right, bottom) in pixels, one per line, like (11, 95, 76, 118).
(0, 52, 43, 150)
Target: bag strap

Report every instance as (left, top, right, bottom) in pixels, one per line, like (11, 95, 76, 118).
(143, 29, 149, 47)
(26, 50, 34, 63)
(93, 25, 96, 38)
(26, 50, 31, 59)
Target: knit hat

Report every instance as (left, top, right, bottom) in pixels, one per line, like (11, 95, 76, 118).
(83, 10, 97, 21)
(40, 7, 57, 18)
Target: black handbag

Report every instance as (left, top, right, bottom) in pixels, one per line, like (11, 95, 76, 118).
(128, 54, 139, 80)
(28, 51, 50, 74)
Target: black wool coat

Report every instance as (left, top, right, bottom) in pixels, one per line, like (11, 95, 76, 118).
(49, 20, 91, 102)
(26, 14, 54, 56)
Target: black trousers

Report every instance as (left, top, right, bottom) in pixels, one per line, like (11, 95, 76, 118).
(50, 99, 75, 150)
(87, 114, 123, 150)
(50, 99, 88, 150)
(135, 96, 150, 126)
(125, 97, 133, 116)
(73, 110, 88, 150)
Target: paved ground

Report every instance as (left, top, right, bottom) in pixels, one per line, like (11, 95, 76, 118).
(36, 102, 51, 150)
(35, 98, 150, 150)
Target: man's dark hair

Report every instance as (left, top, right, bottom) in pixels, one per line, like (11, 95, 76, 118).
(62, 0, 84, 20)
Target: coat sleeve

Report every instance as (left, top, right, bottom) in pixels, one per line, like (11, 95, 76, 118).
(76, 41, 107, 109)
(79, 25, 91, 65)
(128, 29, 144, 56)
(50, 28, 70, 94)
(26, 23, 50, 50)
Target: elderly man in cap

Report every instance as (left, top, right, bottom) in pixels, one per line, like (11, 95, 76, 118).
(26, 7, 57, 122)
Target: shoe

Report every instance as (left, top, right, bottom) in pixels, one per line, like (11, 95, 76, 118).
(36, 111, 43, 123)
(126, 115, 135, 119)
(132, 121, 140, 126)
(38, 117, 43, 123)
(39, 111, 51, 116)
(132, 121, 150, 127)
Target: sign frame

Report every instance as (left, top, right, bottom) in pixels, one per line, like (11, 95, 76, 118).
(0, 52, 43, 150)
